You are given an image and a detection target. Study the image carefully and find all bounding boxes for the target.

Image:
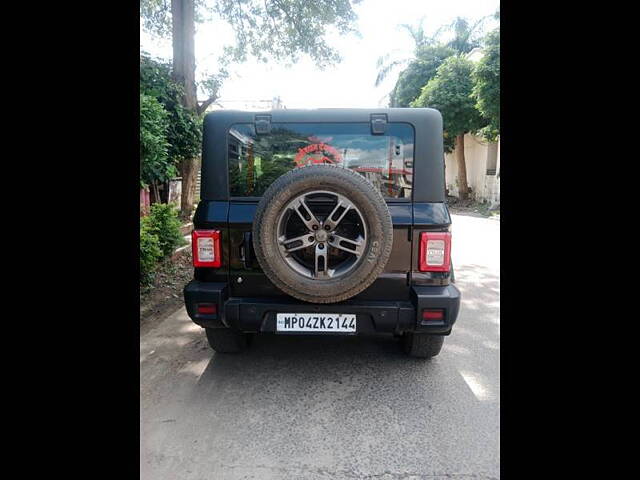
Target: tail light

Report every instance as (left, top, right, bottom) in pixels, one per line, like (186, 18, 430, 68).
(197, 303, 217, 315)
(418, 232, 451, 272)
(422, 309, 444, 320)
(192, 230, 221, 267)
(421, 309, 445, 325)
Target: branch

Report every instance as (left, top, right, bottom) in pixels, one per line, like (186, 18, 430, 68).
(197, 96, 218, 115)
(272, 0, 305, 43)
(264, 0, 287, 46)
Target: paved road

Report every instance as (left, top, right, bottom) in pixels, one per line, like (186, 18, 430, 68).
(140, 213, 500, 480)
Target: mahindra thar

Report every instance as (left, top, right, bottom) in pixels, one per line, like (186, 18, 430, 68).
(183, 108, 460, 358)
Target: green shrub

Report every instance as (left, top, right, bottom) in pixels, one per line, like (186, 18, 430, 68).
(143, 203, 186, 258)
(140, 93, 174, 188)
(140, 54, 202, 167)
(140, 222, 162, 284)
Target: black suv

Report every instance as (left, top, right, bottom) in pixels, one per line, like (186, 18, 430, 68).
(184, 108, 460, 358)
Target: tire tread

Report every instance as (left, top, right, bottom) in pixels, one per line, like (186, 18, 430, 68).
(253, 164, 394, 303)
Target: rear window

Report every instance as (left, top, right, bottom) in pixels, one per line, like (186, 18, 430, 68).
(228, 122, 414, 199)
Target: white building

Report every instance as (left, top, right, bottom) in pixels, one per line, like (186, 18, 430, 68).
(445, 134, 500, 206)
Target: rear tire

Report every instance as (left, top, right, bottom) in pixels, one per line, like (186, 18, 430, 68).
(403, 333, 445, 358)
(204, 327, 248, 353)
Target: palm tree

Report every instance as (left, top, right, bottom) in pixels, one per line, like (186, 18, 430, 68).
(443, 17, 487, 54)
(374, 18, 443, 87)
(374, 16, 491, 106)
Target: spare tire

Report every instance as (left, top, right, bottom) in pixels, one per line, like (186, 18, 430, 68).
(253, 165, 393, 303)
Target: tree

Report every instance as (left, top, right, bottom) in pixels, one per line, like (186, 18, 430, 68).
(472, 27, 500, 141)
(141, 0, 361, 218)
(374, 18, 444, 90)
(412, 56, 485, 200)
(140, 93, 174, 203)
(140, 53, 203, 209)
(389, 45, 455, 107)
(379, 15, 488, 107)
(443, 17, 485, 55)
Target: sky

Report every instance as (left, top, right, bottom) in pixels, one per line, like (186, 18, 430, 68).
(140, 0, 499, 110)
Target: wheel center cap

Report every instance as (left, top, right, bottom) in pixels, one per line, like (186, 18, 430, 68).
(315, 230, 328, 242)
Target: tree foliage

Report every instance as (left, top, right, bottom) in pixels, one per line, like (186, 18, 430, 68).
(389, 45, 455, 107)
(374, 18, 438, 88)
(140, 94, 173, 188)
(412, 55, 486, 152)
(140, 53, 202, 164)
(378, 15, 489, 107)
(140, 0, 361, 67)
(472, 28, 500, 141)
(443, 17, 485, 55)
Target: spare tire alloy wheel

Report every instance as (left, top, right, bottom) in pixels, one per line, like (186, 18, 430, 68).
(277, 190, 366, 279)
(253, 165, 393, 303)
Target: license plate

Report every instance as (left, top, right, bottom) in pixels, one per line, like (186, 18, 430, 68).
(276, 313, 356, 333)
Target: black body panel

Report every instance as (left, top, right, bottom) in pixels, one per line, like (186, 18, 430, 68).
(187, 108, 459, 336)
(225, 201, 414, 300)
(410, 202, 452, 285)
(185, 280, 460, 335)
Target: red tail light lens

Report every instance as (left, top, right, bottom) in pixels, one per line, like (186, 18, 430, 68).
(421, 309, 445, 325)
(422, 309, 444, 320)
(418, 232, 451, 272)
(197, 303, 217, 314)
(192, 230, 221, 267)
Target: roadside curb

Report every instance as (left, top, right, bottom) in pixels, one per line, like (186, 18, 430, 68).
(172, 238, 191, 260)
(180, 222, 193, 236)
(171, 222, 193, 260)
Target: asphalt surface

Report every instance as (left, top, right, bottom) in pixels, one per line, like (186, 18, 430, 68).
(140, 213, 500, 479)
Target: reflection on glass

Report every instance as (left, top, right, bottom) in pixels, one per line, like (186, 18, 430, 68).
(228, 123, 414, 199)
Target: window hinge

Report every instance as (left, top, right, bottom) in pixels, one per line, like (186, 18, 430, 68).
(370, 113, 387, 135)
(255, 114, 272, 134)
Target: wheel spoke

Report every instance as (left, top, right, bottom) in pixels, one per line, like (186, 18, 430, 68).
(276, 190, 368, 281)
(314, 244, 329, 278)
(291, 197, 320, 231)
(328, 234, 364, 256)
(278, 234, 315, 253)
(324, 200, 353, 231)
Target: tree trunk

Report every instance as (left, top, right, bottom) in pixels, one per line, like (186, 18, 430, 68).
(455, 134, 469, 201)
(172, 0, 198, 219)
(151, 181, 161, 204)
(180, 160, 196, 216)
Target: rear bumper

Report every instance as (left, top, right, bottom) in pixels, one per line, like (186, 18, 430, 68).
(184, 281, 461, 335)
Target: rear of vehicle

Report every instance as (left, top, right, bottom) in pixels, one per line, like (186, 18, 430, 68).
(184, 108, 460, 358)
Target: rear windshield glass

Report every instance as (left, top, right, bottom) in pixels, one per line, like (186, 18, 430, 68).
(228, 122, 414, 199)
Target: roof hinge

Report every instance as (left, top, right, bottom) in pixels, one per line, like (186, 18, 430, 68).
(255, 114, 272, 134)
(370, 113, 387, 135)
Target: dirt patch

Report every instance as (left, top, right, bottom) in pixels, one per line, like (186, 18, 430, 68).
(447, 196, 499, 219)
(140, 248, 193, 331)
